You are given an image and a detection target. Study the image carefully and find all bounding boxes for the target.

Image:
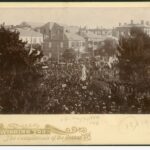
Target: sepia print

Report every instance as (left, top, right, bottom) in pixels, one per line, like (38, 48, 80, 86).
(0, 2, 150, 145)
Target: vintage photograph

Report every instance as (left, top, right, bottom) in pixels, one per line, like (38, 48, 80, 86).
(0, 5, 150, 114)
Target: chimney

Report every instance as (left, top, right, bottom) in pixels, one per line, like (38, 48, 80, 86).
(119, 23, 121, 26)
(141, 20, 144, 25)
(131, 20, 134, 25)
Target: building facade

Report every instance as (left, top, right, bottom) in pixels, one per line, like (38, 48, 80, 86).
(63, 32, 85, 53)
(89, 28, 113, 36)
(40, 22, 86, 60)
(40, 22, 64, 59)
(79, 28, 106, 56)
(114, 20, 150, 38)
(17, 28, 43, 45)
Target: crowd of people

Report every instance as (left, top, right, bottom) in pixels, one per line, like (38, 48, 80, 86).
(36, 57, 150, 114)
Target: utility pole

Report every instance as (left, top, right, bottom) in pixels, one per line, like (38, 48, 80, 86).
(92, 48, 94, 57)
(77, 47, 80, 64)
(92, 43, 94, 57)
(57, 43, 59, 64)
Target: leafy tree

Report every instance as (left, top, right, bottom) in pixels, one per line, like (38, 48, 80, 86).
(103, 38, 118, 56)
(62, 48, 76, 62)
(26, 43, 43, 63)
(0, 26, 43, 113)
(16, 22, 31, 28)
(117, 27, 150, 90)
(96, 37, 118, 57)
(27, 43, 42, 51)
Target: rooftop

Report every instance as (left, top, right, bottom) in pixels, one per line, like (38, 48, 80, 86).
(82, 31, 105, 40)
(117, 24, 150, 28)
(17, 29, 43, 37)
(65, 32, 85, 41)
(117, 20, 150, 28)
(43, 22, 55, 30)
(19, 21, 44, 28)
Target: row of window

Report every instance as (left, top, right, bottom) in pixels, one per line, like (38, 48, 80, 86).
(144, 28, 150, 35)
(48, 41, 105, 48)
(118, 27, 150, 36)
(49, 41, 84, 48)
(92, 31, 112, 35)
(48, 42, 63, 48)
(71, 41, 85, 47)
(21, 37, 43, 44)
(88, 41, 104, 45)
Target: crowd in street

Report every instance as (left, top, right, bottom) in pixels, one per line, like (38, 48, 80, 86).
(37, 58, 150, 114)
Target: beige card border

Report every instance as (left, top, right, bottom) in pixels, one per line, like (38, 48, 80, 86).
(0, 115, 150, 145)
(0, 2, 150, 145)
(0, 2, 150, 7)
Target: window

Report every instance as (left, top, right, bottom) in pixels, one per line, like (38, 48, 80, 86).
(72, 42, 75, 47)
(89, 41, 93, 44)
(44, 29, 46, 34)
(101, 42, 104, 46)
(60, 42, 63, 48)
(76, 42, 79, 47)
(38, 38, 41, 43)
(33, 38, 36, 44)
(80, 42, 82, 46)
(49, 42, 52, 48)
(94, 41, 97, 45)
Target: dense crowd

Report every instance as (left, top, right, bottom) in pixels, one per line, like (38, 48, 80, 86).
(36, 58, 150, 114)
(1, 26, 150, 114)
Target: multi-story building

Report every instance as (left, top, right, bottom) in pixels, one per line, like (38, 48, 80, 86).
(40, 22, 85, 60)
(63, 32, 85, 53)
(114, 20, 150, 38)
(63, 25, 80, 34)
(79, 28, 106, 56)
(2, 23, 43, 46)
(40, 22, 65, 59)
(89, 27, 113, 36)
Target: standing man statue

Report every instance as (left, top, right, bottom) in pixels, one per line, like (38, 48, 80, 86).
(81, 64, 87, 81)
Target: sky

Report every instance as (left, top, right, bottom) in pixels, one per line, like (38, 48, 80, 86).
(0, 7, 150, 28)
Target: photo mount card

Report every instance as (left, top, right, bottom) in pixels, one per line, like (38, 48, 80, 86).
(0, 2, 150, 145)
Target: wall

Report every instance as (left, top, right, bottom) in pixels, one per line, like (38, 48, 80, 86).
(20, 36, 43, 45)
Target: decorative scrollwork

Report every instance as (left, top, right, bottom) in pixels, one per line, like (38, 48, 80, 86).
(0, 123, 88, 136)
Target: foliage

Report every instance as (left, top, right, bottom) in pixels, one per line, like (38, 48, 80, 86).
(62, 48, 76, 62)
(27, 43, 42, 51)
(16, 22, 31, 28)
(0, 26, 43, 113)
(96, 37, 118, 57)
(117, 27, 150, 87)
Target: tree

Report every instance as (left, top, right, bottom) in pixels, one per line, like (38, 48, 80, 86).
(96, 37, 118, 57)
(62, 48, 76, 62)
(103, 38, 118, 56)
(117, 27, 150, 90)
(0, 26, 43, 113)
(26, 43, 43, 63)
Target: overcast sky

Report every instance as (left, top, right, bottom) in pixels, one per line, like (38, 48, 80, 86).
(0, 7, 150, 28)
